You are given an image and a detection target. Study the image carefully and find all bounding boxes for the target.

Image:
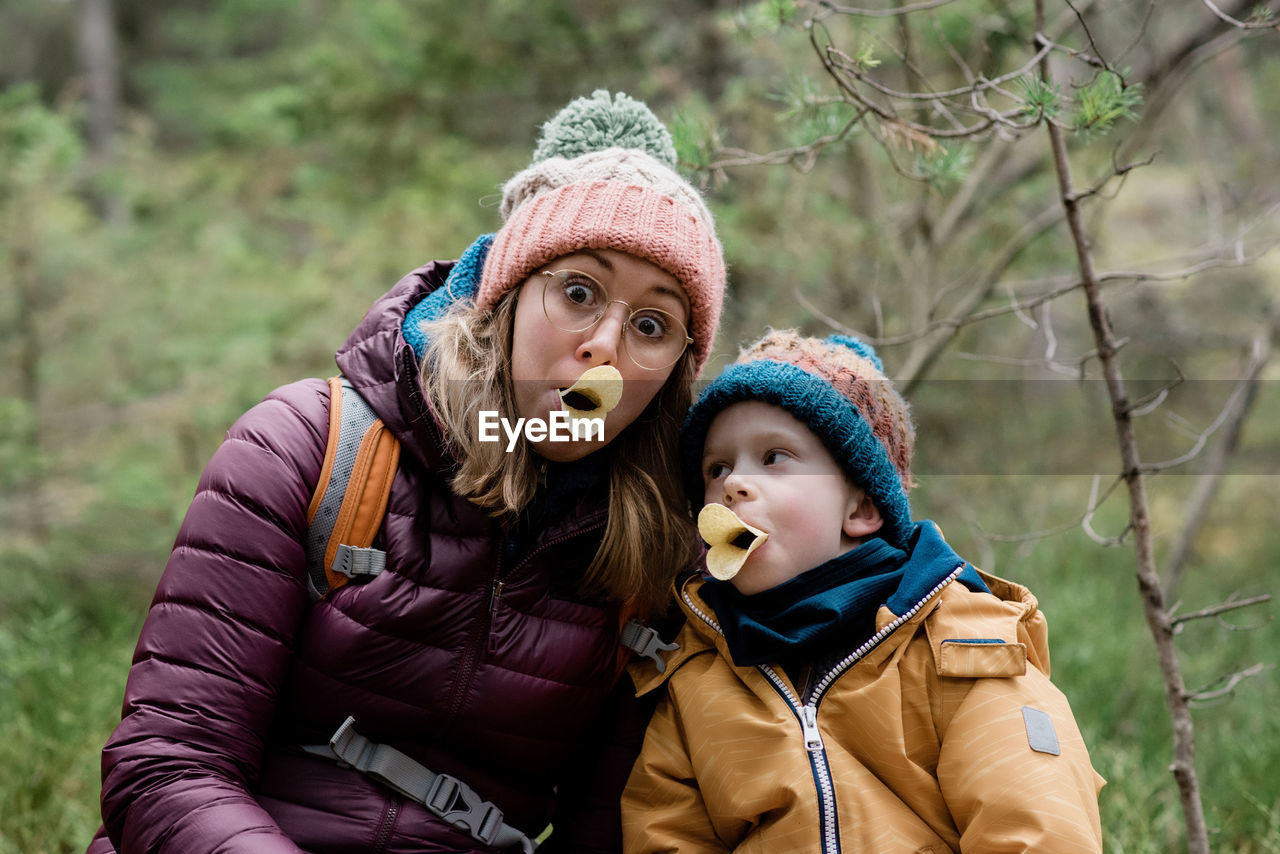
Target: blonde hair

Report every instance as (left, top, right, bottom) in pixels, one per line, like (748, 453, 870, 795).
(421, 290, 698, 614)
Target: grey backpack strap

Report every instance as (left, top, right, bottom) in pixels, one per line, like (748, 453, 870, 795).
(302, 717, 538, 853)
(620, 618, 679, 673)
(304, 377, 394, 600)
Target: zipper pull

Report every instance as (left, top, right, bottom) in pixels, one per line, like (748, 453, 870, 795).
(800, 705, 824, 751)
(487, 580, 505, 654)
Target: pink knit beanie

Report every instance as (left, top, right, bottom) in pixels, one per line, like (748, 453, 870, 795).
(476, 91, 725, 373)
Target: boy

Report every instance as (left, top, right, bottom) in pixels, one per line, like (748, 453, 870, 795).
(622, 331, 1105, 853)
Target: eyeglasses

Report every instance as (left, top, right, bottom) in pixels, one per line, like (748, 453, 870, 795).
(541, 269, 693, 371)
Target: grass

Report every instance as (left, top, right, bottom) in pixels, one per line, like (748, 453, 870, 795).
(0, 543, 147, 854)
(0, 476, 1274, 853)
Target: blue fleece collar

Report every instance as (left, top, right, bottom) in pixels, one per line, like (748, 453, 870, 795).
(886, 519, 987, 615)
(701, 520, 988, 667)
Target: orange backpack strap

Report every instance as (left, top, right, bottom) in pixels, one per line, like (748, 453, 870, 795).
(304, 377, 401, 600)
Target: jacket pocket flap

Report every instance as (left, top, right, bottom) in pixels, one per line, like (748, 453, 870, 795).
(937, 639, 1027, 677)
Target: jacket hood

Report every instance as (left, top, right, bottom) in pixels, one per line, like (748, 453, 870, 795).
(334, 259, 455, 470)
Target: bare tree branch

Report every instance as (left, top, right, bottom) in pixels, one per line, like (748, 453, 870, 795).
(1034, 0, 1209, 845)
(1059, 0, 1114, 74)
(969, 476, 1126, 546)
(896, 201, 1065, 391)
(1200, 0, 1280, 30)
(1122, 28, 1251, 160)
(1033, 32, 1106, 70)
(1082, 474, 1129, 546)
(1162, 305, 1280, 597)
(1187, 663, 1271, 704)
(931, 137, 1014, 249)
(951, 349, 1081, 377)
(1170, 594, 1272, 631)
(706, 113, 866, 171)
(816, 0, 960, 18)
(1139, 344, 1264, 473)
(825, 40, 1053, 103)
(826, 242, 1280, 353)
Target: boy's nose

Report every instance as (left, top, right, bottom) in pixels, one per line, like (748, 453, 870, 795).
(576, 307, 626, 366)
(722, 471, 757, 504)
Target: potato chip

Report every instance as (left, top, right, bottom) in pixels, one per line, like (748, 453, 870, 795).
(560, 365, 624, 422)
(697, 502, 768, 581)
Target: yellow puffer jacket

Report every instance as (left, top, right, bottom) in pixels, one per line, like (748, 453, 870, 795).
(622, 568, 1105, 853)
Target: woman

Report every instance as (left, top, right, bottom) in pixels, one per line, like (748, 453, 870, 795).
(87, 90, 725, 854)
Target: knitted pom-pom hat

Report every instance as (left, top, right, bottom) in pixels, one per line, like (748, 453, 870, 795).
(682, 330, 917, 547)
(477, 90, 725, 373)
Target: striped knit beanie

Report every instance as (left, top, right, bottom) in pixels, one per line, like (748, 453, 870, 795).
(476, 90, 725, 373)
(682, 330, 917, 547)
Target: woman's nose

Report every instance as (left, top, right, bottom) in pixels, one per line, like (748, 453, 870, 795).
(576, 306, 627, 365)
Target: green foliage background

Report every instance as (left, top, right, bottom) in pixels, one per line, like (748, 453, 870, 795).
(1, 1, 1277, 851)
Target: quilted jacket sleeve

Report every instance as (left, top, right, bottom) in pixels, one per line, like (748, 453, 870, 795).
(934, 664, 1105, 853)
(621, 693, 730, 854)
(97, 380, 329, 854)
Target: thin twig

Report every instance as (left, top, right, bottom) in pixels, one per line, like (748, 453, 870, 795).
(1061, 0, 1115, 75)
(817, 0, 960, 17)
(1033, 32, 1107, 70)
(1162, 305, 1280, 597)
(866, 244, 1279, 349)
(1187, 663, 1271, 703)
(1115, 0, 1159, 66)
(952, 350, 1083, 377)
(1139, 362, 1259, 472)
(1170, 594, 1271, 629)
(1081, 474, 1128, 546)
(1200, 0, 1280, 30)
(707, 113, 866, 171)
(826, 40, 1053, 103)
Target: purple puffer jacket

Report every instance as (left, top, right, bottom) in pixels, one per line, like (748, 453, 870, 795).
(88, 262, 651, 854)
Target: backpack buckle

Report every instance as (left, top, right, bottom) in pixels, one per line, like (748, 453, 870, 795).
(620, 618, 679, 673)
(426, 772, 505, 846)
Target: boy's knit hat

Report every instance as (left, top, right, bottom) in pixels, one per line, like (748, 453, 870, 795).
(476, 90, 725, 373)
(682, 330, 917, 547)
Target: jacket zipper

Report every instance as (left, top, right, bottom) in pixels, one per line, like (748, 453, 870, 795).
(371, 799, 398, 852)
(443, 541, 506, 725)
(444, 517, 608, 724)
(759, 665, 841, 853)
(680, 563, 965, 854)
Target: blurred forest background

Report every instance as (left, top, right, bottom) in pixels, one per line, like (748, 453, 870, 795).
(1, 0, 1277, 851)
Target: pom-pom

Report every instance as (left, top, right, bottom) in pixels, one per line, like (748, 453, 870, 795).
(826, 334, 883, 372)
(532, 89, 677, 168)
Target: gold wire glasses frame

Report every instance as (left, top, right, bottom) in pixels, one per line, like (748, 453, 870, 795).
(540, 269, 693, 371)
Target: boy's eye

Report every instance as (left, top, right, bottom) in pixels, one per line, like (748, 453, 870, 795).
(763, 450, 785, 465)
(706, 462, 729, 480)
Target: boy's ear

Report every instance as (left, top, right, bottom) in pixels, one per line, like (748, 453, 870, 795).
(843, 490, 883, 540)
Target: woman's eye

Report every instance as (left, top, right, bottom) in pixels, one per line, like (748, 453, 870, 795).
(630, 311, 670, 340)
(553, 272, 603, 308)
(565, 283, 593, 305)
